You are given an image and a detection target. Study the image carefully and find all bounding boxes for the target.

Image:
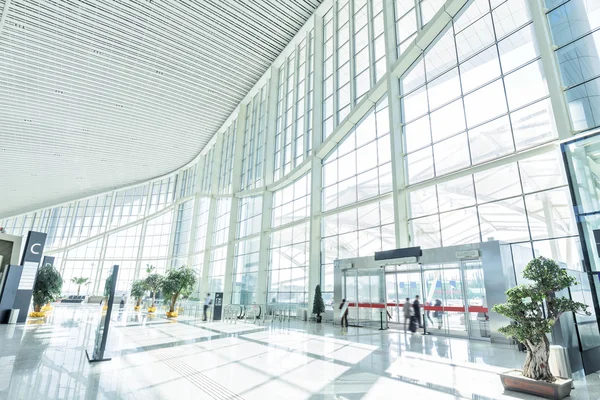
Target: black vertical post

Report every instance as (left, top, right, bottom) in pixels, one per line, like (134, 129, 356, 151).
(86, 265, 119, 363)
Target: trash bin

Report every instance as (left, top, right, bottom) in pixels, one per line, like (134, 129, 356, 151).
(8, 309, 19, 324)
(549, 345, 573, 380)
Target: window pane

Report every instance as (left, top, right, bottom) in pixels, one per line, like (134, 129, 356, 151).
(475, 162, 522, 202)
(492, 0, 532, 39)
(511, 98, 557, 150)
(437, 175, 476, 212)
(469, 116, 514, 164)
(427, 68, 461, 109)
(430, 99, 466, 142)
(407, 147, 434, 184)
(404, 115, 431, 153)
(440, 207, 480, 245)
(410, 186, 438, 217)
(455, 15, 495, 62)
(504, 60, 548, 110)
(460, 47, 502, 93)
(498, 24, 538, 72)
(402, 86, 429, 122)
(433, 133, 470, 175)
(525, 188, 576, 240)
(519, 149, 566, 193)
(464, 80, 508, 127)
(478, 197, 530, 242)
(411, 215, 441, 248)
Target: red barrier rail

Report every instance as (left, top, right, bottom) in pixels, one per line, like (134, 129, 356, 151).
(347, 302, 488, 313)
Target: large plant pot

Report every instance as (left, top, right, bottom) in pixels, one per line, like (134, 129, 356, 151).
(316, 315, 322, 323)
(499, 370, 572, 400)
(166, 311, 178, 318)
(28, 311, 46, 318)
(147, 307, 156, 313)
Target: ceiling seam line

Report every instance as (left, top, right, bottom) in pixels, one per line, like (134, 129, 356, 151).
(0, 0, 12, 36)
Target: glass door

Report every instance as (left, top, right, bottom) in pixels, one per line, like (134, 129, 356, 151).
(385, 273, 400, 323)
(462, 260, 490, 340)
(343, 269, 358, 325)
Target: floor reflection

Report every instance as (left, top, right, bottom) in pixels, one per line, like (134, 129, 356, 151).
(0, 304, 599, 399)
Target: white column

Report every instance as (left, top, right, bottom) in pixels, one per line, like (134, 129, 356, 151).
(256, 68, 278, 304)
(527, 0, 573, 138)
(308, 12, 325, 313)
(223, 105, 248, 306)
(383, 0, 410, 247)
(200, 137, 224, 297)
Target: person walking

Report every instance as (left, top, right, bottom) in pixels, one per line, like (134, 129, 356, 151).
(413, 295, 422, 328)
(202, 293, 212, 321)
(434, 298, 443, 329)
(425, 301, 434, 326)
(403, 297, 411, 331)
(339, 298, 349, 328)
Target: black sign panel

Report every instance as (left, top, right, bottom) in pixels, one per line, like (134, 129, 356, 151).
(20, 231, 47, 265)
(374, 246, 422, 261)
(14, 231, 47, 323)
(41, 256, 55, 268)
(87, 265, 119, 363)
(213, 292, 224, 321)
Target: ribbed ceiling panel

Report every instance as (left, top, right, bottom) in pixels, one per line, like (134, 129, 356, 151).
(0, 0, 321, 218)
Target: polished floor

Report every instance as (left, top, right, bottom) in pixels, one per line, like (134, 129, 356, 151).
(1, 305, 599, 399)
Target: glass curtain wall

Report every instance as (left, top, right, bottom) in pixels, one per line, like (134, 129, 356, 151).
(0, 0, 596, 315)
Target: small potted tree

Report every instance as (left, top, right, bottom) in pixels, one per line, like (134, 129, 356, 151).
(130, 279, 146, 312)
(30, 264, 63, 318)
(144, 273, 163, 313)
(493, 256, 589, 399)
(312, 285, 325, 323)
(161, 266, 197, 318)
(71, 277, 90, 296)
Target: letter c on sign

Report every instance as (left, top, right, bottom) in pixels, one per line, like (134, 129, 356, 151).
(31, 243, 41, 255)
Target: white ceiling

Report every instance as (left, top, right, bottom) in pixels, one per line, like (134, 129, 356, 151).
(0, 0, 321, 218)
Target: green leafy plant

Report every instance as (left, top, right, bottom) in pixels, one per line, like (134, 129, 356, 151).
(144, 273, 164, 308)
(146, 264, 155, 275)
(161, 266, 197, 313)
(130, 279, 146, 307)
(71, 277, 90, 296)
(492, 256, 590, 382)
(32, 264, 63, 312)
(312, 285, 325, 320)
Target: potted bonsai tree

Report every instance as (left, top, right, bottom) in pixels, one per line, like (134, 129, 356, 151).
(312, 284, 325, 323)
(130, 279, 146, 312)
(493, 256, 589, 399)
(144, 273, 163, 313)
(71, 277, 90, 296)
(161, 266, 197, 318)
(30, 264, 63, 318)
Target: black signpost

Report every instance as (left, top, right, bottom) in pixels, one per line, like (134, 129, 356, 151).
(86, 265, 119, 363)
(213, 292, 224, 320)
(14, 231, 47, 323)
(41, 256, 55, 268)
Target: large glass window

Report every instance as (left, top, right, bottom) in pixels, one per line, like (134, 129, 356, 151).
(401, 1, 556, 185)
(268, 222, 309, 306)
(321, 198, 395, 300)
(322, 99, 391, 211)
(172, 200, 194, 267)
(272, 174, 311, 228)
(409, 149, 576, 251)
